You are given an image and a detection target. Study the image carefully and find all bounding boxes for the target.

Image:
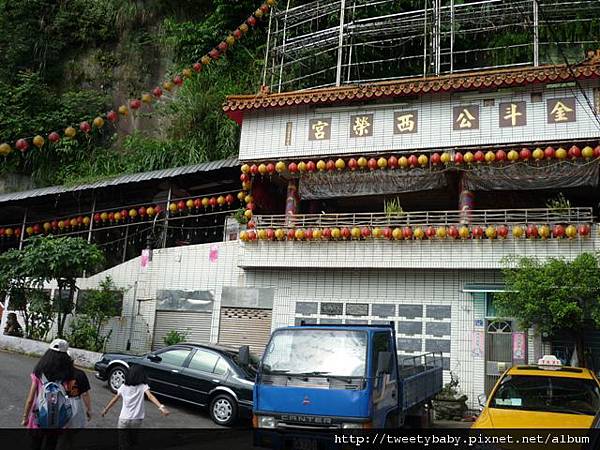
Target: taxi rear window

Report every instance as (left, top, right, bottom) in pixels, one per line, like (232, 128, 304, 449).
(490, 375, 600, 416)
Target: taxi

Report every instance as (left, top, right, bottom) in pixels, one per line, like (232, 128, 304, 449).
(473, 355, 600, 429)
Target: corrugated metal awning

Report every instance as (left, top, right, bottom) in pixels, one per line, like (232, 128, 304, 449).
(0, 157, 239, 204)
(462, 283, 507, 293)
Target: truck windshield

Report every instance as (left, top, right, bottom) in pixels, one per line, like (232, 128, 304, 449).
(261, 329, 368, 377)
(490, 375, 600, 415)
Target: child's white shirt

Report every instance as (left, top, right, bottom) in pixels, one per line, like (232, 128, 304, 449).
(117, 384, 150, 420)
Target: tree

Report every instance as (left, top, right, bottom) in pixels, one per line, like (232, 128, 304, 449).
(0, 236, 105, 339)
(495, 253, 600, 367)
(68, 276, 123, 352)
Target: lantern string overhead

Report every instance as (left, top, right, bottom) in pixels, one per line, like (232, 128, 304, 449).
(0, 0, 277, 159)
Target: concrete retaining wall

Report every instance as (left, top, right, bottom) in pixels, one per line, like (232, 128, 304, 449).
(0, 335, 102, 369)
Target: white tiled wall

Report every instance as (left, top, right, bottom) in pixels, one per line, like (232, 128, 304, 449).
(239, 82, 600, 161)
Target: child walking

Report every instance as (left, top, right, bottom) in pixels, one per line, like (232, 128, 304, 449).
(100, 365, 169, 428)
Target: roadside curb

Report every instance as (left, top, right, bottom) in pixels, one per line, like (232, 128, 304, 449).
(0, 335, 101, 369)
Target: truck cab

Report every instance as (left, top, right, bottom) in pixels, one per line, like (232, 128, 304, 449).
(253, 323, 442, 441)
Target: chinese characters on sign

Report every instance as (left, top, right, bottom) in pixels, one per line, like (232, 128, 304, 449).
(350, 114, 373, 137)
(499, 101, 527, 127)
(547, 98, 576, 123)
(512, 332, 527, 363)
(308, 118, 331, 140)
(453, 105, 480, 130)
(303, 98, 577, 139)
(472, 330, 484, 358)
(394, 111, 418, 134)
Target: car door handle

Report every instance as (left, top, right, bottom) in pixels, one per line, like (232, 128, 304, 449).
(212, 379, 220, 383)
(171, 369, 179, 373)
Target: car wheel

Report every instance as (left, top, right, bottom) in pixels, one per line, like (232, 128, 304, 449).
(108, 365, 127, 393)
(209, 393, 238, 426)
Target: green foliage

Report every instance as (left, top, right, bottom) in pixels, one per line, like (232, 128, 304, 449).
(68, 276, 122, 351)
(496, 253, 600, 365)
(163, 329, 189, 346)
(546, 193, 571, 214)
(232, 208, 249, 225)
(436, 371, 461, 400)
(0, 236, 105, 338)
(23, 290, 54, 341)
(384, 198, 404, 217)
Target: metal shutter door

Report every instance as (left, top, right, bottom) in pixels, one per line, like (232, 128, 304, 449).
(218, 307, 272, 355)
(152, 311, 212, 350)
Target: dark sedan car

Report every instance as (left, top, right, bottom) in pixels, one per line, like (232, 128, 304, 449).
(94, 343, 258, 426)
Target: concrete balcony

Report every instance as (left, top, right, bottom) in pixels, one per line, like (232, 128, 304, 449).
(238, 208, 598, 269)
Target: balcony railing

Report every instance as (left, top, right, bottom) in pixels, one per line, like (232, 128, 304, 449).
(253, 208, 594, 229)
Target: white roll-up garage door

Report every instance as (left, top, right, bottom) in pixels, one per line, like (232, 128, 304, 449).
(152, 311, 212, 350)
(218, 307, 272, 355)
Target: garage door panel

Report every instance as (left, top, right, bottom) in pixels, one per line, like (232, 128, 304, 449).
(218, 307, 272, 355)
(153, 311, 212, 350)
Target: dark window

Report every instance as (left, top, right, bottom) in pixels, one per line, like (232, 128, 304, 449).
(371, 332, 392, 376)
(187, 350, 219, 373)
(158, 348, 191, 367)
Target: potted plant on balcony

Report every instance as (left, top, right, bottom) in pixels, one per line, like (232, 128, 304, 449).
(432, 371, 468, 421)
(546, 192, 572, 223)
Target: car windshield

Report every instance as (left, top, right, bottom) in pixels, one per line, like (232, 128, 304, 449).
(261, 329, 368, 377)
(490, 374, 600, 416)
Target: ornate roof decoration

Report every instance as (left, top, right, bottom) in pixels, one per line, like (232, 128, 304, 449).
(224, 52, 600, 124)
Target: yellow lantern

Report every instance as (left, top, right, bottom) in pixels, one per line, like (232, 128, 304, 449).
(565, 224, 577, 239)
(33, 135, 45, 149)
(485, 226, 497, 239)
(512, 225, 524, 239)
(240, 231, 249, 241)
(413, 227, 425, 240)
(312, 228, 323, 240)
(169, 203, 178, 213)
(539, 225, 551, 239)
(258, 163, 267, 175)
(392, 228, 402, 240)
(275, 161, 286, 173)
(555, 147, 567, 160)
(507, 150, 519, 162)
(258, 229, 268, 240)
(275, 229, 285, 240)
(118, 105, 129, 116)
(417, 154, 428, 167)
(485, 151, 495, 163)
(202, 197, 210, 208)
(241, 164, 250, 174)
(436, 227, 447, 239)
(459, 226, 470, 239)
(217, 196, 225, 206)
(357, 157, 368, 169)
(398, 156, 408, 168)
(532, 148, 544, 160)
(316, 160, 326, 171)
(244, 209, 253, 219)
(0, 143, 12, 156)
(295, 229, 305, 240)
(65, 127, 77, 138)
(377, 157, 387, 169)
(93, 117, 105, 128)
(582, 146, 594, 159)
(351, 227, 361, 239)
(372, 227, 383, 239)
(297, 161, 307, 173)
(331, 228, 341, 239)
(464, 152, 474, 164)
(335, 159, 346, 170)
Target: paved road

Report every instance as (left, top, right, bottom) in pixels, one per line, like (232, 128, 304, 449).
(0, 350, 227, 429)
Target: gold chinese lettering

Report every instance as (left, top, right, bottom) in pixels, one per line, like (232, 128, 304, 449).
(311, 120, 329, 140)
(396, 113, 415, 133)
(352, 116, 371, 136)
(456, 109, 476, 128)
(550, 101, 574, 122)
(503, 103, 523, 126)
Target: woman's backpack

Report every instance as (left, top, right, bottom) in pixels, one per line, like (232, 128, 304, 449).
(35, 375, 73, 428)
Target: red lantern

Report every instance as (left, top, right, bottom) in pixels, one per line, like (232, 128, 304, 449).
(288, 162, 298, 173)
(93, 213, 101, 223)
(51, 220, 59, 229)
(249, 164, 258, 175)
(138, 207, 146, 217)
(16, 139, 29, 152)
(247, 230, 257, 241)
(388, 156, 398, 169)
(474, 151, 485, 163)
(32, 224, 41, 234)
(225, 194, 234, 205)
(497, 225, 509, 239)
(472, 226, 484, 239)
(177, 200, 186, 211)
(520, 148, 531, 161)
(218, 41, 228, 53)
(14, 228, 21, 238)
(552, 224, 565, 238)
(526, 224, 538, 239)
(578, 224, 591, 237)
(306, 161, 316, 172)
(209, 197, 218, 208)
(425, 226, 436, 239)
(326, 160, 336, 172)
(430, 153, 441, 166)
(130, 99, 142, 110)
(266, 163, 275, 175)
(247, 16, 257, 26)
(79, 121, 91, 133)
(495, 150, 506, 162)
(568, 145, 581, 159)
(48, 132, 60, 143)
(361, 227, 371, 238)
(341, 227, 351, 239)
(192, 62, 202, 73)
(402, 227, 413, 240)
(233, 29, 243, 40)
(594, 146, 600, 158)
(287, 229, 296, 240)
(266, 229, 275, 240)
(173, 75, 184, 86)
(209, 49, 220, 60)
(544, 146, 555, 159)
(322, 228, 332, 239)
(348, 158, 358, 170)
(365, 158, 376, 171)
(407, 155, 418, 168)
(454, 152, 463, 165)
(76, 216, 83, 225)
(305, 228, 313, 240)
(448, 226, 459, 239)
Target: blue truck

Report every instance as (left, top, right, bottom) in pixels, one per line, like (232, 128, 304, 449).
(252, 323, 443, 447)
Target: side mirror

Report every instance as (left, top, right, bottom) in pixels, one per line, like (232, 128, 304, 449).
(147, 353, 161, 362)
(478, 393, 487, 408)
(239, 345, 250, 367)
(376, 351, 392, 375)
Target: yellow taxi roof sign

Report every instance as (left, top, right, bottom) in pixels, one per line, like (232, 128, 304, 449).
(537, 355, 562, 366)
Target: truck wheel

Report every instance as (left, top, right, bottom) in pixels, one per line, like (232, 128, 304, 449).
(108, 365, 127, 393)
(209, 393, 238, 427)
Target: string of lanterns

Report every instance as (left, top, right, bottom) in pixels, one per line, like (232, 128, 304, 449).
(240, 223, 593, 242)
(0, 193, 240, 240)
(239, 144, 600, 177)
(0, 0, 277, 158)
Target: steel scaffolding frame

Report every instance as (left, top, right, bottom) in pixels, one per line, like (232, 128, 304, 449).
(263, 0, 600, 92)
